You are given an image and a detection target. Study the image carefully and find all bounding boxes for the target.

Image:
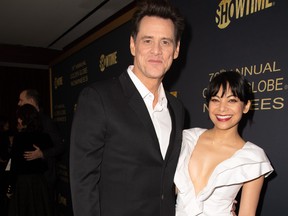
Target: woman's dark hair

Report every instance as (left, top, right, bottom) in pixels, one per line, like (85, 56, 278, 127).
(16, 104, 42, 132)
(205, 71, 253, 105)
(131, 0, 185, 43)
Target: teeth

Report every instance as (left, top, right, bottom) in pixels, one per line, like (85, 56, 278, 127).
(216, 115, 231, 119)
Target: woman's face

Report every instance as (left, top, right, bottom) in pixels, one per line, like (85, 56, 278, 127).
(208, 85, 250, 132)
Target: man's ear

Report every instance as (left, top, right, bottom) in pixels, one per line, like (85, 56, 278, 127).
(130, 36, 136, 57)
(173, 41, 180, 59)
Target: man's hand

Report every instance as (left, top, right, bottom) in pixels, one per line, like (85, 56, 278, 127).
(24, 145, 44, 160)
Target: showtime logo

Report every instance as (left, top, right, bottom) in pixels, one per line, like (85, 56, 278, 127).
(215, 0, 274, 29)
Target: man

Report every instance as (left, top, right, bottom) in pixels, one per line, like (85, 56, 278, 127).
(70, 1, 185, 216)
(18, 89, 65, 215)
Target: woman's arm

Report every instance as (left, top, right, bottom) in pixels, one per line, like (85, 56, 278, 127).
(238, 175, 264, 216)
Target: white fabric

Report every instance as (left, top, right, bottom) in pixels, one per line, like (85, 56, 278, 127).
(174, 128, 274, 216)
(127, 66, 171, 158)
(5, 158, 11, 171)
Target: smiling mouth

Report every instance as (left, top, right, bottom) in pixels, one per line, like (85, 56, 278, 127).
(216, 115, 232, 121)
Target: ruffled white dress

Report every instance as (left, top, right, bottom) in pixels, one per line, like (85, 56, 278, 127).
(174, 128, 274, 216)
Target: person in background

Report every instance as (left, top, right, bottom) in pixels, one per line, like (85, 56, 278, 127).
(69, 1, 185, 216)
(174, 71, 274, 216)
(8, 104, 53, 216)
(18, 89, 65, 215)
(0, 116, 11, 169)
(0, 116, 13, 216)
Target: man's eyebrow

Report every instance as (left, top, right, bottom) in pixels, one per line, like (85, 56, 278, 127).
(140, 35, 153, 39)
(140, 35, 174, 41)
(162, 37, 174, 42)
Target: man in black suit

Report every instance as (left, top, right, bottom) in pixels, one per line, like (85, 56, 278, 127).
(18, 89, 65, 215)
(70, 1, 185, 216)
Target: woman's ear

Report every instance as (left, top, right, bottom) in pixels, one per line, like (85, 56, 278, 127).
(243, 100, 251, 114)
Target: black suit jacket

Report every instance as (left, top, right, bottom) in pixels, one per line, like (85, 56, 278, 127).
(10, 131, 53, 176)
(39, 112, 65, 186)
(0, 131, 11, 171)
(70, 72, 184, 216)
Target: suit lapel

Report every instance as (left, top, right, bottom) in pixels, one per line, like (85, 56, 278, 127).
(165, 102, 176, 161)
(118, 72, 183, 161)
(119, 72, 160, 147)
(164, 93, 182, 162)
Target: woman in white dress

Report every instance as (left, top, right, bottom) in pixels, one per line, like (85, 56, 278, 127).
(174, 71, 274, 216)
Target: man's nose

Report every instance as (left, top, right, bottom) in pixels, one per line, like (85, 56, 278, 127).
(151, 42, 162, 55)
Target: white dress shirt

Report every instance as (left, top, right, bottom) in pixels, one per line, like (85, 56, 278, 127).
(128, 66, 172, 158)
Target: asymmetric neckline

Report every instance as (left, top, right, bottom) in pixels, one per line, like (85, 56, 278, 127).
(189, 133, 248, 197)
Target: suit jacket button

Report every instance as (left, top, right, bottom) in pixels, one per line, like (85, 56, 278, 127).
(161, 194, 164, 200)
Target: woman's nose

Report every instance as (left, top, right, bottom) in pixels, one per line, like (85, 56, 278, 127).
(218, 101, 228, 111)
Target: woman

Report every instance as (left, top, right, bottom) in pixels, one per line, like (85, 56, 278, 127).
(174, 71, 273, 216)
(0, 116, 12, 216)
(8, 104, 53, 216)
(0, 116, 11, 169)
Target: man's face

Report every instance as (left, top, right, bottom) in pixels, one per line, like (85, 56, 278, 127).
(130, 16, 180, 85)
(18, 91, 31, 106)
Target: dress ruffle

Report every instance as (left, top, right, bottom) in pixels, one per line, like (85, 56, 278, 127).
(174, 128, 274, 216)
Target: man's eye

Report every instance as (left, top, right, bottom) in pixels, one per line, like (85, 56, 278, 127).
(143, 39, 151, 44)
(162, 40, 169, 45)
(161, 40, 171, 46)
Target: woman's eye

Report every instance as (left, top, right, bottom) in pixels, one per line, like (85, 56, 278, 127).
(228, 99, 238, 103)
(210, 98, 219, 102)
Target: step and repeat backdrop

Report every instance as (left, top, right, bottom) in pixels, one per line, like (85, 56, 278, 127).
(50, 0, 287, 215)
